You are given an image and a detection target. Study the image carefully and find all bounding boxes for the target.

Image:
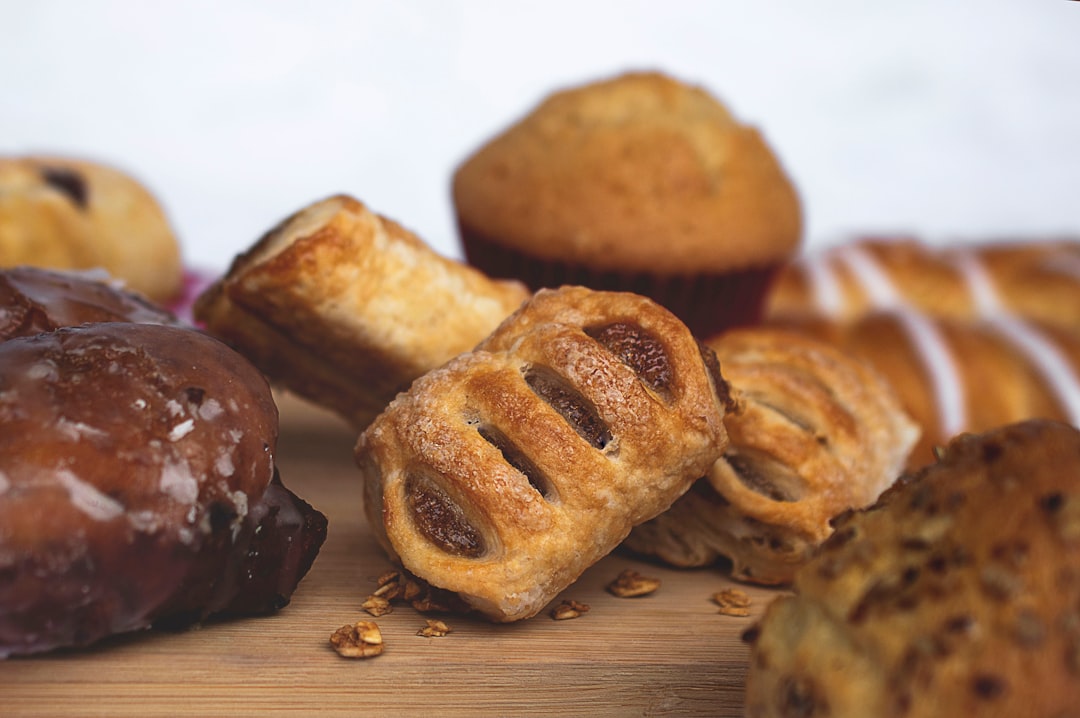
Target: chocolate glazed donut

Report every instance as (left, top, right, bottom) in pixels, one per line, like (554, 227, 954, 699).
(0, 322, 327, 657)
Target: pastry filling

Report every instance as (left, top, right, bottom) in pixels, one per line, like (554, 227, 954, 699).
(523, 367, 612, 450)
(405, 473, 485, 558)
(585, 322, 673, 401)
(477, 425, 557, 501)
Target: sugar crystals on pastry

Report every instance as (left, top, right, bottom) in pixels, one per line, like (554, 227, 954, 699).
(356, 287, 732, 622)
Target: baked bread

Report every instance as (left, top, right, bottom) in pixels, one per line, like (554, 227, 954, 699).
(773, 310, 1080, 468)
(766, 236, 1080, 333)
(0, 322, 327, 657)
(1, 265, 179, 341)
(744, 419, 1080, 718)
(0, 156, 183, 302)
(452, 70, 802, 337)
(356, 287, 732, 621)
(625, 327, 919, 585)
(195, 194, 529, 429)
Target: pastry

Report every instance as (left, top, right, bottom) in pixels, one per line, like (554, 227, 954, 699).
(356, 287, 732, 621)
(625, 327, 919, 585)
(452, 70, 802, 337)
(195, 194, 530, 429)
(743, 419, 1080, 718)
(0, 155, 183, 302)
(0, 322, 327, 657)
(766, 236, 1080, 333)
(772, 310, 1080, 468)
(1, 265, 179, 341)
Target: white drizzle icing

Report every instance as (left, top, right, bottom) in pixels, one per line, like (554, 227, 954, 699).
(836, 246, 968, 437)
(159, 458, 199, 505)
(803, 251, 846, 318)
(54, 469, 125, 522)
(952, 247, 1080, 423)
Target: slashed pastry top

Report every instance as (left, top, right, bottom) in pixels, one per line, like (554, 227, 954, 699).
(626, 327, 919, 585)
(356, 286, 732, 622)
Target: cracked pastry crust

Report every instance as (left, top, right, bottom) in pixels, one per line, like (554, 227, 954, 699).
(743, 419, 1080, 718)
(356, 287, 732, 622)
(625, 327, 919, 585)
(195, 194, 530, 429)
(0, 156, 182, 302)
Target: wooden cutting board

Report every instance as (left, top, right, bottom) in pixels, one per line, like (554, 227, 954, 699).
(0, 394, 784, 717)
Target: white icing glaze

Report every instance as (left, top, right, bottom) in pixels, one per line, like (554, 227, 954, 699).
(215, 452, 235, 478)
(198, 398, 224, 421)
(54, 469, 125, 522)
(55, 416, 108, 443)
(168, 418, 195, 442)
(802, 252, 846, 317)
(954, 248, 1080, 424)
(159, 458, 199, 505)
(834, 245, 904, 308)
(949, 248, 1003, 315)
(989, 317, 1080, 425)
(831, 247, 968, 438)
(894, 308, 968, 438)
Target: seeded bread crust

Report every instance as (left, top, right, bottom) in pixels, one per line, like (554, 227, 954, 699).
(744, 419, 1080, 718)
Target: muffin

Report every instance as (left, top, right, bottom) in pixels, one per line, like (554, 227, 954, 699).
(451, 70, 802, 337)
(0, 155, 183, 303)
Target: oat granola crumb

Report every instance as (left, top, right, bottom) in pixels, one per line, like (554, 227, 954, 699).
(361, 594, 393, 617)
(550, 599, 591, 620)
(714, 588, 752, 617)
(607, 569, 661, 598)
(330, 620, 384, 658)
(417, 619, 453, 637)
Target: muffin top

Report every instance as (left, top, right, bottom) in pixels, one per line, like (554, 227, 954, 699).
(452, 71, 803, 274)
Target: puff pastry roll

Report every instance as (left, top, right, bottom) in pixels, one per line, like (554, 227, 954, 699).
(625, 327, 919, 585)
(775, 310, 1080, 468)
(766, 236, 1080, 334)
(356, 287, 732, 621)
(195, 195, 529, 429)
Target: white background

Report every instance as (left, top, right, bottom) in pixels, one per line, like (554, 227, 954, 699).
(4, 1, 1080, 272)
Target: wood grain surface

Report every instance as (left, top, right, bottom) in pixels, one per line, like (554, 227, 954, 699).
(1, 394, 783, 717)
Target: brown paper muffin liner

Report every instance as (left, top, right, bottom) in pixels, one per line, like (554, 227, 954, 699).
(460, 228, 779, 339)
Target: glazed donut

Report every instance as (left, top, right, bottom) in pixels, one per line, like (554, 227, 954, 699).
(0, 322, 326, 657)
(1, 265, 179, 341)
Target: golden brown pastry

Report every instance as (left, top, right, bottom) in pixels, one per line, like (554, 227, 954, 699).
(773, 310, 1080, 468)
(767, 236, 1080, 333)
(1, 265, 179, 340)
(744, 419, 1080, 718)
(625, 327, 919, 585)
(0, 156, 182, 302)
(356, 287, 732, 622)
(452, 70, 802, 337)
(195, 194, 530, 429)
(0, 322, 327, 657)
